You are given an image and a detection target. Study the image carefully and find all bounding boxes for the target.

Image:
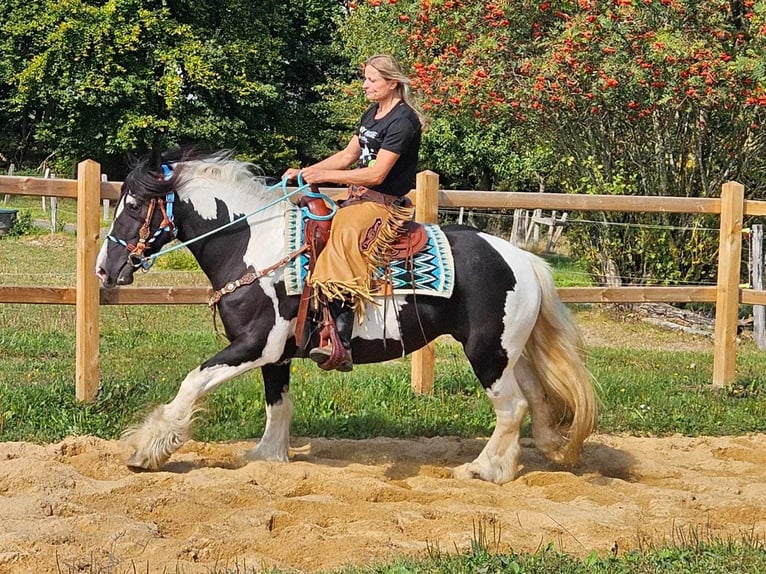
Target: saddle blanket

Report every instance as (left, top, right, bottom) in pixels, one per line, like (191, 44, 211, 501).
(283, 209, 455, 298)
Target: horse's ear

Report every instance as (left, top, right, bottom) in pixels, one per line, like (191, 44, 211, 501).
(151, 147, 163, 174)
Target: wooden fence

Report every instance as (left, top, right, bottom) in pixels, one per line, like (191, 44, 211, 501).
(2, 159, 766, 401)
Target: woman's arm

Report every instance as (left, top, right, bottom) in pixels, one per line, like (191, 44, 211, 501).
(301, 148, 400, 187)
(282, 136, 361, 181)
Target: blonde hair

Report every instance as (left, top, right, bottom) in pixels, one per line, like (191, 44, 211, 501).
(365, 54, 430, 130)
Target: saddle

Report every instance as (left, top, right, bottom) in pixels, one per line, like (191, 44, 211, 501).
(294, 190, 429, 350)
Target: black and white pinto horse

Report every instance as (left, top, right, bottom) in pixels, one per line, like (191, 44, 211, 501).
(96, 151, 597, 484)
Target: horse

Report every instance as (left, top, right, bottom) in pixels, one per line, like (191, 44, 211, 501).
(95, 150, 597, 484)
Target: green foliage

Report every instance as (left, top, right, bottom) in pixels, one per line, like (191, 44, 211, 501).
(4, 210, 36, 237)
(0, 0, 347, 176)
(152, 246, 201, 271)
(5, 300, 766, 443)
(339, 0, 766, 283)
(282, 538, 766, 574)
(548, 253, 592, 287)
(419, 116, 551, 191)
(562, 158, 721, 285)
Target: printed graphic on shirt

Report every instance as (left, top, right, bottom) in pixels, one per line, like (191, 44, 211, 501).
(358, 126, 379, 167)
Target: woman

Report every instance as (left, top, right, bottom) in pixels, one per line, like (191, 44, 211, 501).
(283, 54, 425, 372)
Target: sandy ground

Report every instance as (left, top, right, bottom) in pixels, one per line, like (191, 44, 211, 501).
(2, 433, 766, 574)
(3, 310, 764, 573)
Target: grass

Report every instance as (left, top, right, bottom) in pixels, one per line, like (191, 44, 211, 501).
(1, 195, 81, 233)
(52, 536, 766, 574)
(5, 231, 766, 574)
(5, 309, 766, 443)
(547, 252, 593, 287)
(4, 234, 766, 442)
(192, 534, 766, 574)
(344, 538, 766, 574)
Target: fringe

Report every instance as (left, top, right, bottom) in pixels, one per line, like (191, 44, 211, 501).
(363, 202, 415, 281)
(309, 277, 375, 320)
(309, 201, 414, 321)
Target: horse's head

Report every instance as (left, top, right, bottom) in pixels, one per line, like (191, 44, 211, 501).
(96, 161, 178, 287)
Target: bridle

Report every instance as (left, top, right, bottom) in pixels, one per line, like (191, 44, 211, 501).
(126, 192, 177, 269)
(107, 164, 178, 270)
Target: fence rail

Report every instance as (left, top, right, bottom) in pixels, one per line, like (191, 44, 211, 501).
(0, 162, 761, 400)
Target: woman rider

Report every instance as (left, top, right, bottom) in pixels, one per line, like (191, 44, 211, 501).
(282, 54, 426, 372)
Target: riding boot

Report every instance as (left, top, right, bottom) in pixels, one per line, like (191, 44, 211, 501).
(332, 302, 354, 370)
(309, 300, 354, 372)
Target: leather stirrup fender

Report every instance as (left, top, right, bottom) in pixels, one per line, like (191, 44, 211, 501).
(295, 188, 334, 349)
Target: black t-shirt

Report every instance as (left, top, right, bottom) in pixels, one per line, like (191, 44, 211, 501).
(357, 101, 422, 197)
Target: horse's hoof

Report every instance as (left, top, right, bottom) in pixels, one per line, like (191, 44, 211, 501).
(243, 445, 290, 463)
(453, 462, 514, 484)
(126, 451, 159, 472)
(453, 462, 478, 480)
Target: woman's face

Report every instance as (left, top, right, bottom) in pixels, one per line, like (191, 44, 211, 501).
(363, 65, 396, 102)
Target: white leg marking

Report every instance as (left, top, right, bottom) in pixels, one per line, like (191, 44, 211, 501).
(453, 368, 528, 484)
(244, 391, 294, 462)
(125, 362, 259, 470)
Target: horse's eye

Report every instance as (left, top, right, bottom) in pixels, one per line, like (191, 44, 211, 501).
(125, 196, 141, 211)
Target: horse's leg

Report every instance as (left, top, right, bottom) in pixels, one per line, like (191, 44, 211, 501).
(453, 344, 528, 485)
(513, 355, 566, 459)
(244, 363, 293, 462)
(125, 341, 266, 471)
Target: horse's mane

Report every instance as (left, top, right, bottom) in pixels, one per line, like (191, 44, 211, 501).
(124, 148, 272, 201)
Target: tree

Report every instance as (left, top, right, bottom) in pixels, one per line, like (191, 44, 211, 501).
(510, 0, 766, 284)
(340, 0, 766, 285)
(0, 0, 347, 176)
(333, 0, 550, 191)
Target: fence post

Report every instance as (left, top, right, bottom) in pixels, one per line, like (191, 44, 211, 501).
(76, 159, 102, 401)
(410, 170, 439, 394)
(102, 173, 110, 221)
(752, 224, 766, 348)
(712, 181, 745, 389)
(4, 163, 14, 203)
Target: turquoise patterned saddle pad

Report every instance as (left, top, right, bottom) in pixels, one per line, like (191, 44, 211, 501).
(283, 209, 455, 298)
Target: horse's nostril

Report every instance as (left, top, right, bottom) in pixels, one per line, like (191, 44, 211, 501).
(96, 269, 115, 288)
(116, 274, 134, 286)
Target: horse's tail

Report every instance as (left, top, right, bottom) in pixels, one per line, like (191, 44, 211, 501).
(525, 254, 597, 465)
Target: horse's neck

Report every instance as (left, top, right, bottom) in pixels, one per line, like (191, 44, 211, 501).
(176, 187, 290, 285)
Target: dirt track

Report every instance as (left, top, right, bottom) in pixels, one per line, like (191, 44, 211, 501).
(2, 432, 766, 574)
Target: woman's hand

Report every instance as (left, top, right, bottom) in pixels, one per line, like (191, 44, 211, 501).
(282, 166, 331, 185)
(299, 166, 331, 184)
(281, 167, 302, 182)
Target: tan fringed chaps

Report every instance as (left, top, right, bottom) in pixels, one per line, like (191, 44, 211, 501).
(308, 196, 413, 319)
